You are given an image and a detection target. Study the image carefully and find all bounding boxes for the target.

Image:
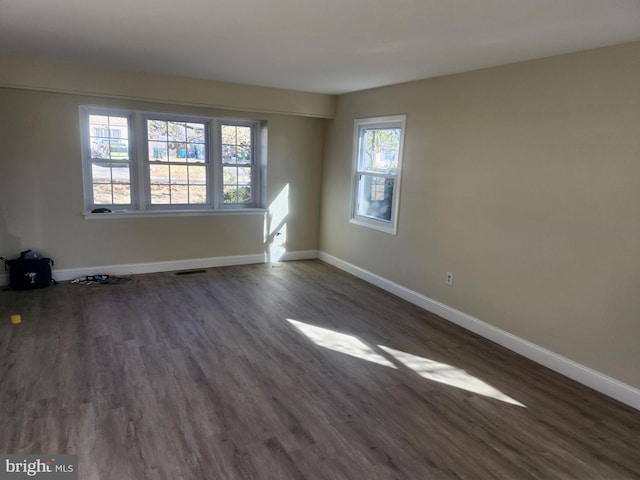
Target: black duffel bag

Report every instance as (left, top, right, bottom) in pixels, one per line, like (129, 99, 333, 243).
(1, 250, 56, 290)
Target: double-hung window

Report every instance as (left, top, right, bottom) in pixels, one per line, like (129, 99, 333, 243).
(350, 115, 406, 234)
(80, 106, 262, 213)
(221, 122, 255, 205)
(86, 112, 133, 206)
(146, 117, 209, 206)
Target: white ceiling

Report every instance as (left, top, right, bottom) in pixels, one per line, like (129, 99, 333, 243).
(1, 0, 639, 95)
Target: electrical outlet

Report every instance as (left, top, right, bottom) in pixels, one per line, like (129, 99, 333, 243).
(445, 272, 454, 285)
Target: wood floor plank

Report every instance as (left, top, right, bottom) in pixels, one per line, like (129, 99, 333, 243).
(1, 260, 639, 479)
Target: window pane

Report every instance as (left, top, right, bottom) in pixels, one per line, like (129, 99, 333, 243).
(167, 122, 186, 142)
(237, 167, 252, 185)
(186, 143, 206, 162)
(92, 164, 111, 183)
(93, 184, 113, 204)
(359, 127, 400, 174)
(223, 186, 238, 204)
(149, 162, 207, 205)
(170, 185, 189, 203)
(238, 186, 251, 204)
(148, 120, 207, 166)
(112, 185, 131, 204)
(237, 126, 251, 146)
(91, 139, 111, 159)
(109, 116, 129, 139)
(109, 140, 129, 160)
(223, 166, 237, 184)
(91, 162, 131, 205)
(223, 165, 252, 204)
(237, 145, 251, 164)
(221, 125, 237, 144)
(149, 141, 167, 161)
(221, 123, 253, 204)
(147, 120, 167, 141)
(189, 185, 207, 204)
(90, 115, 129, 160)
(357, 175, 394, 221)
(168, 143, 187, 161)
(222, 124, 252, 165)
(189, 165, 206, 185)
(93, 182, 130, 205)
(187, 122, 205, 143)
(170, 165, 188, 185)
(149, 164, 169, 185)
(222, 145, 236, 164)
(150, 185, 170, 204)
(111, 165, 130, 184)
(89, 115, 109, 134)
(223, 186, 252, 205)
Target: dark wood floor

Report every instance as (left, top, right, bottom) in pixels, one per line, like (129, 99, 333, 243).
(0, 260, 638, 479)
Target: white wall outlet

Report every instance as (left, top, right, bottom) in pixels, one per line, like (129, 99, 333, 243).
(446, 272, 454, 285)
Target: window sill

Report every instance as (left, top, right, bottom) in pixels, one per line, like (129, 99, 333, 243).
(83, 208, 267, 219)
(349, 216, 397, 235)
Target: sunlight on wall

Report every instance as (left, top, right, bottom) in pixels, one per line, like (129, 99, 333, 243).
(287, 319, 525, 407)
(287, 319, 396, 368)
(264, 184, 289, 262)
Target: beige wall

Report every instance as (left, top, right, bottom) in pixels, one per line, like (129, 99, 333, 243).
(0, 88, 324, 268)
(0, 53, 335, 118)
(320, 42, 640, 388)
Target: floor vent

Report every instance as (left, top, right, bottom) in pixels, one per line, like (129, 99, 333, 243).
(175, 269, 207, 276)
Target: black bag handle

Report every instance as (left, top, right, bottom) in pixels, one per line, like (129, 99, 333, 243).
(1, 251, 55, 270)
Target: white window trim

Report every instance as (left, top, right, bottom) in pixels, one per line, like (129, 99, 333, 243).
(82, 208, 267, 219)
(141, 112, 214, 211)
(349, 115, 406, 235)
(80, 106, 137, 211)
(216, 117, 261, 209)
(79, 106, 263, 215)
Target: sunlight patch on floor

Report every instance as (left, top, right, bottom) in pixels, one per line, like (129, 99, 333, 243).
(379, 345, 526, 407)
(287, 319, 396, 368)
(287, 319, 525, 407)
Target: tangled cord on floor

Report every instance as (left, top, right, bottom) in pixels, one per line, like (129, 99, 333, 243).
(70, 274, 133, 285)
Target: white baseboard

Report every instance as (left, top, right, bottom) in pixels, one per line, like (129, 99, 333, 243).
(281, 250, 319, 261)
(56, 253, 268, 282)
(0, 250, 319, 285)
(318, 251, 640, 411)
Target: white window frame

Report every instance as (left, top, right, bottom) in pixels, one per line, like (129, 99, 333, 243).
(349, 115, 406, 235)
(217, 118, 261, 209)
(80, 106, 137, 211)
(142, 112, 213, 210)
(80, 106, 262, 214)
